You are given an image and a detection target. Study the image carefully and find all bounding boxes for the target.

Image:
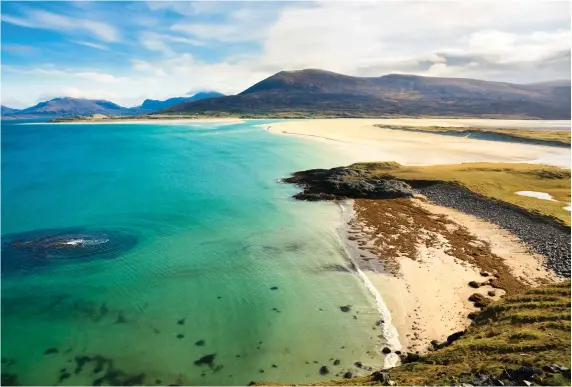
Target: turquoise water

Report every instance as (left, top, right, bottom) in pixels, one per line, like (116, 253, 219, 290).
(1, 120, 387, 385)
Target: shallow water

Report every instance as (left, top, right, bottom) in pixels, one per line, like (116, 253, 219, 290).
(1, 120, 389, 385)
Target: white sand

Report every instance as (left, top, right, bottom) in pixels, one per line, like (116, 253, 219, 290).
(350, 198, 557, 355)
(267, 119, 571, 168)
(515, 191, 557, 201)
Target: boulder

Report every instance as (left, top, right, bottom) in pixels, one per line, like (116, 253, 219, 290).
(319, 366, 329, 375)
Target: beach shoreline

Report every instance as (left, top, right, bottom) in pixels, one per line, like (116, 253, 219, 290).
(266, 119, 571, 168)
(273, 118, 569, 364)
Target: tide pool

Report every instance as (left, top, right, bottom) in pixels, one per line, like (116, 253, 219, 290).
(1, 120, 389, 385)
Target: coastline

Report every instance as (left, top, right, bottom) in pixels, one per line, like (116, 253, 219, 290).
(273, 119, 569, 365)
(266, 119, 571, 168)
(335, 195, 561, 357)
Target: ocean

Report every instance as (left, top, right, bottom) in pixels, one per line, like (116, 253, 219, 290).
(1, 120, 392, 386)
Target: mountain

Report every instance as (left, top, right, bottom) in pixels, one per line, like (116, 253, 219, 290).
(1, 91, 225, 119)
(136, 91, 225, 113)
(161, 69, 571, 119)
(1, 97, 130, 119)
(1, 105, 21, 115)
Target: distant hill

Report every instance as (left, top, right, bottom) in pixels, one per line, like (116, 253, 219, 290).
(1, 105, 21, 116)
(135, 91, 224, 113)
(1, 91, 225, 119)
(1, 97, 129, 119)
(161, 69, 571, 119)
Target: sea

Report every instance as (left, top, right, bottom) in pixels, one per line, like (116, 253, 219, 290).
(1, 119, 394, 386)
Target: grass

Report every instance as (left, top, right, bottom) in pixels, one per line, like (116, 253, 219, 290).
(349, 162, 571, 226)
(374, 125, 572, 146)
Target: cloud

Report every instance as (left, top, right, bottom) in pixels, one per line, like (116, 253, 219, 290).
(72, 41, 110, 50)
(1, 8, 119, 42)
(139, 32, 205, 55)
(2, 1, 570, 108)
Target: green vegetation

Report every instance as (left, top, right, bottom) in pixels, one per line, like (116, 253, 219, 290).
(349, 162, 571, 226)
(374, 125, 572, 146)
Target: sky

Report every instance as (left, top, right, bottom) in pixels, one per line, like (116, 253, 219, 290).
(1, 0, 570, 108)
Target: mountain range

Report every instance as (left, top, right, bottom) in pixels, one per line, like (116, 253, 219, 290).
(1, 91, 225, 120)
(162, 69, 571, 119)
(3, 70, 571, 120)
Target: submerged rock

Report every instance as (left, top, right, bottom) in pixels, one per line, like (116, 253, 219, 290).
(319, 366, 329, 375)
(194, 354, 216, 367)
(2, 227, 137, 275)
(340, 305, 351, 312)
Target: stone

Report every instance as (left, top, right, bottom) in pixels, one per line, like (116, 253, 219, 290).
(194, 354, 216, 367)
(176, 334, 184, 339)
(195, 340, 205, 346)
(468, 281, 480, 288)
(447, 330, 465, 344)
(333, 359, 340, 366)
(354, 362, 363, 368)
(44, 348, 59, 355)
(270, 286, 278, 290)
(382, 347, 392, 354)
(343, 372, 353, 379)
(340, 305, 351, 312)
(319, 366, 329, 375)
(488, 291, 496, 297)
(370, 371, 389, 383)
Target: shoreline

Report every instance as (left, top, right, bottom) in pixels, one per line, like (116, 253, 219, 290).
(266, 119, 571, 169)
(336, 195, 562, 358)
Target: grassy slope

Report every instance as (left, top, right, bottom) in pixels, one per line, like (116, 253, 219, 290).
(349, 162, 571, 226)
(313, 282, 571, 386)
(374, 125, 572, 146)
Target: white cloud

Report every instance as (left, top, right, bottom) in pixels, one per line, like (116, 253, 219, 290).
(1, 9, 119, 42)
(72, 41, 110, 50)
(2, 1, 570, 108)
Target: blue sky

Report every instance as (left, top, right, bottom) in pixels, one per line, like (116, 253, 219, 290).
(2, 1, 570, 108)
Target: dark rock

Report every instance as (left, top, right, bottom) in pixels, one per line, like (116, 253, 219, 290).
(59, 373, 71, 383)
(488, 291, 496, 297)
(468, 281, 480, 288)
(394, 351, 401, 355)
(375, 319, 384, 326)
(354, 362, 363, 368)
(177, 318, 185, 325)
(446, 330, 465, 344)
(176, 334, 184, 339)
(284, 167, 415, 201)
(343, 372, 353, 379)
(194, 354, 216, 367)
(195, 340, 205, 346)
(382, 347, 392, 354)
(400, 353, 420, 363)
(371, 371, 389, 383)
(272, 364, 278, 368)
(319, 366, 329, 375)
(270, 286, 279, 290)
(340, 305, 351, 312)
(259, 369, 264, 373)
(480, 271, 490, 277)
(333, 359, 340, 366)
(44, 348, 59, 355)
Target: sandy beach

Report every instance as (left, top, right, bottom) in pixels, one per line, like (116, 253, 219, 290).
(344, 197, 558, 355)
(267, 119, 571, 168)
(273, 118, 568, 359)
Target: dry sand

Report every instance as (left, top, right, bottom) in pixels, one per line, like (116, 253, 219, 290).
(267, 119, 570, 168)
(344, 197, 557, 356)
